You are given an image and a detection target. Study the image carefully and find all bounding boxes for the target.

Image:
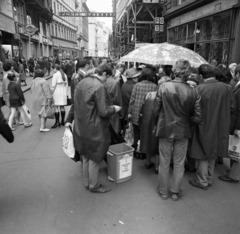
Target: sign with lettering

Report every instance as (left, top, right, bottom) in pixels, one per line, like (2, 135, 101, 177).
(119, 154, 132, 179)
(59, 12, 116, 17)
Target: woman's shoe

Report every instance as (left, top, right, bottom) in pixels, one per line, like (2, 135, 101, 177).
(51, 123, 60, 129)
(10, 127, 16, 131)
(171, 190, 183, 201)
(40, 128, 51, 132)
(24, 123, 32, 128)
(218, 175, 239, 183)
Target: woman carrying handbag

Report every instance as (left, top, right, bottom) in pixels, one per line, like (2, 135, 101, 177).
(51, 64, 68, 128)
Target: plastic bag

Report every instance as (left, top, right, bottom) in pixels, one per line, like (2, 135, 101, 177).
(228, 135, 240, 162)
(62, 127, 75, 159)
(124, 121, 134, 146)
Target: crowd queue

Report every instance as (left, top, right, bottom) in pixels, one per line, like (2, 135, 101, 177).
(0, 55, 240, 201)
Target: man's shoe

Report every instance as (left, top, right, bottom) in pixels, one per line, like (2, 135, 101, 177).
(25, 123, 32, 128)
(156, 187, 168, 200)
(90, 184, 111, 193)
(189, 180, 208, 190)
(171, 190, 183, 201)
(40, 128, 51, 132)
(218, 175, 239, 184)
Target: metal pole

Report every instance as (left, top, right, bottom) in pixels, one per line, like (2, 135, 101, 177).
(134, 2, 137, 49)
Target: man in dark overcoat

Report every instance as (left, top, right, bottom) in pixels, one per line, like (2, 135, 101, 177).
(73, 64, 121, 193)
(189, 64, 234, 190)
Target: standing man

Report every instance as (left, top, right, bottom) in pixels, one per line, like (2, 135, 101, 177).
(154, 60, 202, 201)
(71, 64, 121, 193)
(189, 64, 233, 190)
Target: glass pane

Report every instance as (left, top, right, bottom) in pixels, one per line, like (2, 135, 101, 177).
(196, 19, 212, 41)
(207, 42, 228, 65)
(196, 43, 211, 62)
(187, 22, 195, 43)
(212, 13, 231, 40)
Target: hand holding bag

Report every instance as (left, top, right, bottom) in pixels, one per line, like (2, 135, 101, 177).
(124, 121, 134, 146)
(22, 103, 32, 121)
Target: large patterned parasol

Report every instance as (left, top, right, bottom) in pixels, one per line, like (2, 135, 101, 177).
(120, 43, 208, 67)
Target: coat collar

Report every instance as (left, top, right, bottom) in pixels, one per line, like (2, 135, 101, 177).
(203, 78, 218, 84)
(172, 78, 187, 84)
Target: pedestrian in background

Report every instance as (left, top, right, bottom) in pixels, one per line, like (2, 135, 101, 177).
(18, 60, 27, 86)
(7, 73, 32, 131)
(28, 57, 35, 77)
(189, 64, 233, 190)
(154, 59, 202, 201)
(51, 64, 68, 128)
(30, 69, 53, 132)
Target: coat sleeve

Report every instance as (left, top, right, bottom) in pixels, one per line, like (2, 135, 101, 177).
(153, 85, 163, 124)
(190, 92, 202, 124)
(234, 89, 240, 130)
(128, 84, 137, 115)
(66, 104, 74, 123)
(0, 109, 14, 143)
(95, 85, 115, 118)
(42, 81, 52, 99)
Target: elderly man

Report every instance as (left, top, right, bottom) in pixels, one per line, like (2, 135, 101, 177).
(72, 64, 121, 193)
(189, 64, 233, 190)
(154, 59, 202, 201)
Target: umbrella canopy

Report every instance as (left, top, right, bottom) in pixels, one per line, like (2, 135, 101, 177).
(120, 43, 208, 68)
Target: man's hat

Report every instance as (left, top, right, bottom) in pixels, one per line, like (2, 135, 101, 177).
(126, 68, 142, 78)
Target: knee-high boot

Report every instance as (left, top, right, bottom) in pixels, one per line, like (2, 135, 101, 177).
(60, 111, 65, 126)
(51, 112, 60, 128)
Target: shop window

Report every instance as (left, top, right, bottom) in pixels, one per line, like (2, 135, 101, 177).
(196, 18, 212, 42)
(187, 22, 195, 43)
(212, 13, 231, 40)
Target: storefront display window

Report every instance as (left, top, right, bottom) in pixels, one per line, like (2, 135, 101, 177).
(211, 13, 230, 40)
(196, 19, 212, 41)
(187, 22, 195, 43)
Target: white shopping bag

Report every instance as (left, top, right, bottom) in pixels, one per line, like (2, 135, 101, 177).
(62, 127, 75, 159)
(228, 135, 240, 162)
(22, 104, 32, 121)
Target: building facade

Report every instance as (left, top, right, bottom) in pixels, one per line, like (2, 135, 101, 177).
(82, 1, 89, 57)
(164, 0, 240, 65)
(51, 0, 79, 59)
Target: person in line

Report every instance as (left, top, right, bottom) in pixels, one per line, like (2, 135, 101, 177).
(0, 108, 14, 143)
(28, 57, 35, 77)
(128, 66, 158, 159)
(7, 73, 32, 131)
(219, 64, 240, 183)
(114, 62, 126, 86)
(189, 64, 233, 190)
(226, 63, 237, 84)
(154, 60, 202, 201)
(70, 64, 121, 193)
(51, 64, 68, 128)
(30, 69, 53, 132)
(18, 60, 27, 86)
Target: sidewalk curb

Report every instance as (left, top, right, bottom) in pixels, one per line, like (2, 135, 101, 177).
(22, 75, 53, 93)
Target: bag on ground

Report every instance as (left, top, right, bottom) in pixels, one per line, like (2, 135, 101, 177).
(22, 104, 31, 121)
(228, 135, 240, 162)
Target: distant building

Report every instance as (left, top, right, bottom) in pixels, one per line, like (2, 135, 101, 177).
(82, 1, 89, 57)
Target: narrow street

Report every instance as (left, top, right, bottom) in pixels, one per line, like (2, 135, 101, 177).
(0, 79, 240, 234)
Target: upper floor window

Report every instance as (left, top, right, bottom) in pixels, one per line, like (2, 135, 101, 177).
(13, 0, 25, 25)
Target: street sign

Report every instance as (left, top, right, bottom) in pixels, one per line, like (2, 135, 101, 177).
(155, 25, 159, 32)
(59, 12, 116, 17)
(160, 25, 164, 32)
(160, 17, 164, 24)
(155, 17, 159, 24)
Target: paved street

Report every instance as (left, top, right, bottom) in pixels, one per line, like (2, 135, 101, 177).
(0, 77, 239, 234)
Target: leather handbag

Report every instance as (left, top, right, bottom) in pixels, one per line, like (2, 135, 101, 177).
(66, 96, 72, 106)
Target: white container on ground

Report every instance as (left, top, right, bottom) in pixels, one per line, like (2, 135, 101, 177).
(107, 143, 134, 183)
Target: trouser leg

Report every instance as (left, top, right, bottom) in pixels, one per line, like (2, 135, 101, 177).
(171, 139, 188, 193)
(228, 161, 240, 181)
(88, 159, 100, 189)
(158, 138, 172, 195)
(82, 156, 89, 187)
(196, 160, 209, 186)
(207, 159, 216, 185)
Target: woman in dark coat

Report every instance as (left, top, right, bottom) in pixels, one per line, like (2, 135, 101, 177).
(28, 58, 35, 76)
(139, 91, 159, 173)
(7, 73, 32, 131)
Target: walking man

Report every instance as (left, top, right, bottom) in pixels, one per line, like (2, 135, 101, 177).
(154, 59, 202, 201)
(189, 64, 233, 190)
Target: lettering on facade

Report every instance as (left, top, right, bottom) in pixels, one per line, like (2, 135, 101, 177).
(59, 12, 116, 17)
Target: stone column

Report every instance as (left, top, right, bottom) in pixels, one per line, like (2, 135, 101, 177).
(233, 8, 240, 63)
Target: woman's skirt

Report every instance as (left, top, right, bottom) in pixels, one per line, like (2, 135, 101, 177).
(10, 99, 22, 108)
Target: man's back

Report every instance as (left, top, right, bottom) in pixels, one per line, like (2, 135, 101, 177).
(155, 79, 201, 139)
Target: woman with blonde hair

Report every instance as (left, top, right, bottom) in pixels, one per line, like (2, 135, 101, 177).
(51, 64, 68, 128)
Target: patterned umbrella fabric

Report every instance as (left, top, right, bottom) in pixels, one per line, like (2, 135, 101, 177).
(120, 42, 208, 67)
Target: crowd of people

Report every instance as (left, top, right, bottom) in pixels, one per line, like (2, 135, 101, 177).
(0, 54, 240, 201)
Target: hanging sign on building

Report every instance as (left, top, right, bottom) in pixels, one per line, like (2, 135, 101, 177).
(25, 24, 39, 35)
(155, 17, 159, 24)
(160, 17, 164, 24)
(155, 25, 160, 32)
(59, 12, 116, 17)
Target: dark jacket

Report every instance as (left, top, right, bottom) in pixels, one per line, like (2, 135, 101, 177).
(121, 79, 136, 118)
(8, 81, 25, 101)
(154, 78, 202, 139)
(230, 83, 240, 133)
(189, 79, 233, 160)
(64, 63, 74, 79)
(73, 75, 115, 163)
(0, 109, 14, 143)
(225, 70, 234, 84)
(66, 71, 85, 123)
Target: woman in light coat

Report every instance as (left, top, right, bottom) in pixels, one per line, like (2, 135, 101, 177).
(30, 69, 53, 132)
(51, 64, 68, 128)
